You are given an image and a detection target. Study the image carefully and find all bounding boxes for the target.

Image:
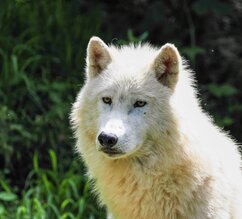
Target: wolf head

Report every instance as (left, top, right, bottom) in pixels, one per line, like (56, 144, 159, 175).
(72, 36, 187, 160)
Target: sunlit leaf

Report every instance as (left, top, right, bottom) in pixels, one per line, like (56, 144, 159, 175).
(0, 192, 17, 202)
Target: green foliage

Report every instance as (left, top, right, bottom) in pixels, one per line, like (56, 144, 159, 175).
(203, 83, 241, 128)
(181, 46, 205, 65)
(0, 151, 105, 219)
(207, 84, 238, 98)
(0, 192, 17, 202)
(0, 0, 106, 217)
(117, 29, 149, 44)
(192, 0, 233, 15)
(0, 0, 103, 172)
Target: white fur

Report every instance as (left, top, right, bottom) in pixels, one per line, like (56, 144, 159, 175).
(71, 37, 242, 219)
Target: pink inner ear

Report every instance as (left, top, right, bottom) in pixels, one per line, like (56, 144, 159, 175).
(163, 57, 172, 75)
(93, 50, 102, 63)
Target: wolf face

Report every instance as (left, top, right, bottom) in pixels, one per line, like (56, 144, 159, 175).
(95, 76, 156, 159)
(74, 37, 182, 159)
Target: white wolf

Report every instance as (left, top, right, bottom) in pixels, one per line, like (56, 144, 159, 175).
(71, 36, 242, 219)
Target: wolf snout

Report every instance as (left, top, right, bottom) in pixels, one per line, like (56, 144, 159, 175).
(98, 131, 118, 148)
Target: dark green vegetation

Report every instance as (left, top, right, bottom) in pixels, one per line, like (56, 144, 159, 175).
(0, 0, 241, 218)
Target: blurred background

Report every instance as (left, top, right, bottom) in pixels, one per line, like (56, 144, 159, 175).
(0, 0, 242, 218)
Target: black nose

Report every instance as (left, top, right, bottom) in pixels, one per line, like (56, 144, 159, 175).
(98, 132, 118, 148)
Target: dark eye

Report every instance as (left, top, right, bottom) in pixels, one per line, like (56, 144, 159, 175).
(102, 97, 112, 105)
(134, 100, 147, 108)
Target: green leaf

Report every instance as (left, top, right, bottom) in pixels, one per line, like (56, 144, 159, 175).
(67, 179, 79, 199)
(0, 192, 17, 202)
(0, 177, 12, 193)
(138, 31, 149, 42)
(33, 152, 39, 174)
(47, 203, 61, 218)
(222, 117, 233, 126)
(42, 174, 51, 191)
(61, 212, 76, 219)
(192, 0, 233, 15)
(11, 55, 19, 76)
(207, 84, 237, 98)
(220, 84, 238, 96)
(16, 206, 27, 218)
(49, 149, 57, 172)
(77, 198, 85, 217)
(0, 204, 5, 215)
(61, 198, 74, 210)
(127, 29, 136, 42)
(182, 46, 205, 63)
(83, 181, 90, 197)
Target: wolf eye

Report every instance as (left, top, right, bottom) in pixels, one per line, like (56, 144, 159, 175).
(134, 100, 147, 108)
(102, 97, 112, 105)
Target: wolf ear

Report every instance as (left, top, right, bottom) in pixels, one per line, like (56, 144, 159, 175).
(86, 36, 112, 79)
(152, 43, 181, 89)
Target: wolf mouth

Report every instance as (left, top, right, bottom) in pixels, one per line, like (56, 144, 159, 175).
(101, 149, 124, 156)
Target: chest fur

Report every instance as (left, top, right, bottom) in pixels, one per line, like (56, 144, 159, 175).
(94, 161, 206, 219)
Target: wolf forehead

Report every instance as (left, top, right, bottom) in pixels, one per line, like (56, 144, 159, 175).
(87, 65, 164, 102)
(108, 44, 159, 69)
(87, 44, 159, 85)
